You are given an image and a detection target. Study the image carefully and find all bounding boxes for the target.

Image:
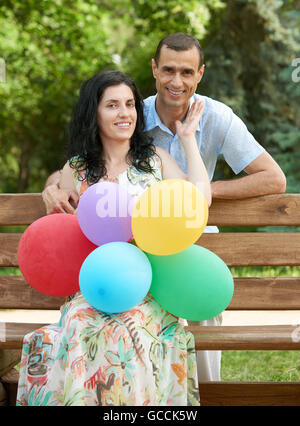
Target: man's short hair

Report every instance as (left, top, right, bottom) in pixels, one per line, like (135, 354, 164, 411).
(154, 33, 204, 69)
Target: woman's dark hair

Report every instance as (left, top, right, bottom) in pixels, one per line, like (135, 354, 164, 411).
(67, 70, 156, 185)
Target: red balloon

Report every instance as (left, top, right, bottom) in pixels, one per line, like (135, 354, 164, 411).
(18, 214, 97, 297)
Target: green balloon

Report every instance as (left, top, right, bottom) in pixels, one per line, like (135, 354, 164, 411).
(147, 245, 234, 321)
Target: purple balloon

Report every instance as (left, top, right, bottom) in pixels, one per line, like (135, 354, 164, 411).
(77, 182, 134, 246)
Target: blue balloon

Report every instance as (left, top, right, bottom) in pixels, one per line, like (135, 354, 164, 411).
(79, 242, 152, 313)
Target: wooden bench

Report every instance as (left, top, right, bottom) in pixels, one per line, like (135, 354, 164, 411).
(0, 193, 300, 406)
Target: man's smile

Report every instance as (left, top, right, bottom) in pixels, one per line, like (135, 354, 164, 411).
(167, 88, 185, 97)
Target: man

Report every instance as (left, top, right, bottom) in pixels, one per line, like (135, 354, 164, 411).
(42, 33, 286, 381)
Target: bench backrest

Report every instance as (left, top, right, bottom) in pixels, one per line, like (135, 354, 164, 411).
(0, 193, 300, 311)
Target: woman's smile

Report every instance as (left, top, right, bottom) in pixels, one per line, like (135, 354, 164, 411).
(114, 121, 132, 128)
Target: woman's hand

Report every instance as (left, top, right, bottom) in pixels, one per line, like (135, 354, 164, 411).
(175, 98, 204, 145)
(172, 98, 211, 206)
(42, 185, 79, 214)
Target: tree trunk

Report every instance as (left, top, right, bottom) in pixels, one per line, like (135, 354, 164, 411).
(17, 139, 31, 192)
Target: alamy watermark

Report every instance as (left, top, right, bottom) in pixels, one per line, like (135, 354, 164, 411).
(0, 322, 5, 343)
(0, 58, 5, 83)
(291, 58, 300, 83)
(95, 181, 207, 229)
(291, 324, 300, 343)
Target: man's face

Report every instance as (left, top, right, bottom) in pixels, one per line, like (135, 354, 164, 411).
(152, 45, 204, 109)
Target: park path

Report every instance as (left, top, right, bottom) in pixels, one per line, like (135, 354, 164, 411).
(0, 309, 299, 326)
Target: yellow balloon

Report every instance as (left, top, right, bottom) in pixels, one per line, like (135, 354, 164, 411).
(132, 179, 208, 255)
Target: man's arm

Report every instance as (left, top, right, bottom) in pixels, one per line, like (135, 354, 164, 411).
(42, 169, 79, 214)
(45, 170, 61, 187)
(211, 151, 286, 199)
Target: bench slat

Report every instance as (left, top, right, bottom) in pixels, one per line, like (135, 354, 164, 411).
(2, 375, 300, 406)
(208, 194, 300, 226)
(228, 276, 300, 310)
(2, 232, 300, 266)
(1, 193, 300, 226)
(0, 323, 47, 349)
(0, 194, 46, 226)
(199, 382, 300, 406)
(187, 325, 300, 350)
(0, 276, 65, 309)
(1, 276, 300, 310)
(1, 323, 300, 350)
(0, 234, 20, 266)
(198, 232, 300, 266)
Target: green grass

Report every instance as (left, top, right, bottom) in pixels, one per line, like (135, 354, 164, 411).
(2, 266, 299, 277)
(221, 350, 300, 382)
(223, 266, 300, 382)
(230, 266, 300, 277)
(0, 267, 22, 276)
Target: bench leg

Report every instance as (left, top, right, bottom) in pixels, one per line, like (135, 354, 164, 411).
(0, 349, 21, 406)
(1, 369, 19, 406)
(0, 349, 22, 377)
(0, 381, 8, 406)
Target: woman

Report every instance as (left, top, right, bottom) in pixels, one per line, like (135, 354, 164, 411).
(17, 70, 211, 406)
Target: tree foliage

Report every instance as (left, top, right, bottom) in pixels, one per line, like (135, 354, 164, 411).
(0, 0, 115, 191)
(201, 0, 300, 191)
(0, 0, 299, 193)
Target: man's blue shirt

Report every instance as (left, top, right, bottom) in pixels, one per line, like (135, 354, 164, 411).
(143, 93, 265, 181)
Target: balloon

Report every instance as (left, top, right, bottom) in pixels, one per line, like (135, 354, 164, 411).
(132, 179, 208, 255)
(77, 181, 134, 246)
(17, 214, 97, 297)
(79, 242, 152, 313)
(147, 245, 234, 321)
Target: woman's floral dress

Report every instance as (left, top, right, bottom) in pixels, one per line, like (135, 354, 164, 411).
(16, 157, 200, 406)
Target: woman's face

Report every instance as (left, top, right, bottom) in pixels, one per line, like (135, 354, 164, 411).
(97, 83, 137, 144)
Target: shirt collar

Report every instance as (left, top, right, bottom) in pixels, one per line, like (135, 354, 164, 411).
(144, 94, 167, 133)
(144, 93, 201, 133)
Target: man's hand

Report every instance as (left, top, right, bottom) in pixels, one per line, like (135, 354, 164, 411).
(42, 184, 79, 214)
